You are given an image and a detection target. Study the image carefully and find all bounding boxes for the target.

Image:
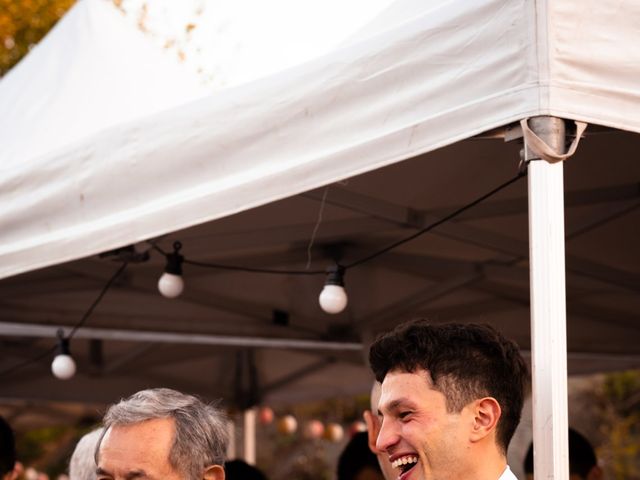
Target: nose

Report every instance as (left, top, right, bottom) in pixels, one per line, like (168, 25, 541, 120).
(375, 416, 400, 453)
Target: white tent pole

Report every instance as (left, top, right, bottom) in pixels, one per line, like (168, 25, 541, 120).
(226, 418, 237, 460)
(527, 116, 569, 480)
(243, 407, 257, 465)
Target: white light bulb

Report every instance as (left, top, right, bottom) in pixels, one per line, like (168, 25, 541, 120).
(158, 272, 184, 298)
(319, 284, 348, 314)
(325, 422, 345, 442)
(51, 354, 76, 380)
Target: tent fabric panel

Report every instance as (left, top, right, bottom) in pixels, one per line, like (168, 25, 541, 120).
(0, 0, 537, 280)
(546, 0, 640, 132)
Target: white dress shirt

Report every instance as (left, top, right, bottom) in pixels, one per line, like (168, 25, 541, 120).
(498, 466, 518, 480)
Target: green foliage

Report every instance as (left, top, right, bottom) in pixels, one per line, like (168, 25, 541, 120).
(0, 0, 76, 76)
(597, 370, 640, 480)
(16, 425, 70, 465)
(603, 370, 640, 417)
(12, 422, 102, 478)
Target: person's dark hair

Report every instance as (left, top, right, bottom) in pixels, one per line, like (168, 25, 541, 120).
(224, 459, 268, 480)
(0, 415, 17, 476)
(369, 320, 528, 453)
(337, 431, 382, 480)
(524, 428, 597, 478)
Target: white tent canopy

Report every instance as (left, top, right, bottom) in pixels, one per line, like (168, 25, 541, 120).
(0, 0, 639, 478)
(2, 0, 639, 278)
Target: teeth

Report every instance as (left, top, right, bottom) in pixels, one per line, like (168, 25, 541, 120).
(391, 456, 418, 469)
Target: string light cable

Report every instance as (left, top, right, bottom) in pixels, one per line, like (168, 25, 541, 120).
(153, 170, 527, 275)
(0, 261, 129, 378)
(151, 170, 527, 312)
(1, 169, 526, 378)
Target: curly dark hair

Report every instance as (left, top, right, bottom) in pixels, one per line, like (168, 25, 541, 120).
(369, 320, 529, 453)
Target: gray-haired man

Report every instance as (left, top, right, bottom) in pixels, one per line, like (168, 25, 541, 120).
(95, 388, 227, 480)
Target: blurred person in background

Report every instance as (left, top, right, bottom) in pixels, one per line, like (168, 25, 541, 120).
(362, 382, 395, 480)
(69, 428, 103, 480)
(0, 415, 18, 480)
(524, 428, 602, 480)
(337, 431, 384, 480)
(224, 459, 267, 480)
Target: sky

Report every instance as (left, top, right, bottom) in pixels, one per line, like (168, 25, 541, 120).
(116, 0, 396, 89)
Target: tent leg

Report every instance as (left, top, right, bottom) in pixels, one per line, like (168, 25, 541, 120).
(243, 407, 257, 465)
(527, 116, 570, 480)
(226, 418, 237, 460)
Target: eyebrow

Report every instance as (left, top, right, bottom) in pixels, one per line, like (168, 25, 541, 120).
(95, 468, 111, 478)
(95, 468, 151, 480)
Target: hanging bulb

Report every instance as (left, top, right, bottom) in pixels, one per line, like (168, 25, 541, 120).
(158, 241, 184, 298)
(277, 415, 298, 435)
(158, 272, 184, 298)
(324, 422, 345, 442)
(258, 406, 275, 425)
(304, 419, 325, 439)
(51, 329, 76, 380)
(349, 420, 367, 437)
(319, 265, 348, 314)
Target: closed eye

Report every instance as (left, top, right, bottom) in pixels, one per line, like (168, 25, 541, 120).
(398, 411, 412, 420)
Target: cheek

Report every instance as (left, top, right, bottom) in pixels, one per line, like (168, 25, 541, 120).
(401, 419, 432, 446)
(408, 417, 462, 453)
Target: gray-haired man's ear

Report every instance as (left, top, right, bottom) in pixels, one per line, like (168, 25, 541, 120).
(203, 464, 225, 480)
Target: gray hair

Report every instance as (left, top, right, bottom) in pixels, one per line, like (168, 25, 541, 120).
(97, 388, 228, 480)
(70, 428, 103, 480)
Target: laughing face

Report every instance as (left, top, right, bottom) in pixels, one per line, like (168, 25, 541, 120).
(96, 418, 185, 480)
(375, 368, 476, 480)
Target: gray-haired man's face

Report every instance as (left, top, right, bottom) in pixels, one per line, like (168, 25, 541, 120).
(96, 418, 185, 480)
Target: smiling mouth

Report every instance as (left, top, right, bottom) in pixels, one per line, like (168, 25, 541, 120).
(391, 455, 418, 477)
